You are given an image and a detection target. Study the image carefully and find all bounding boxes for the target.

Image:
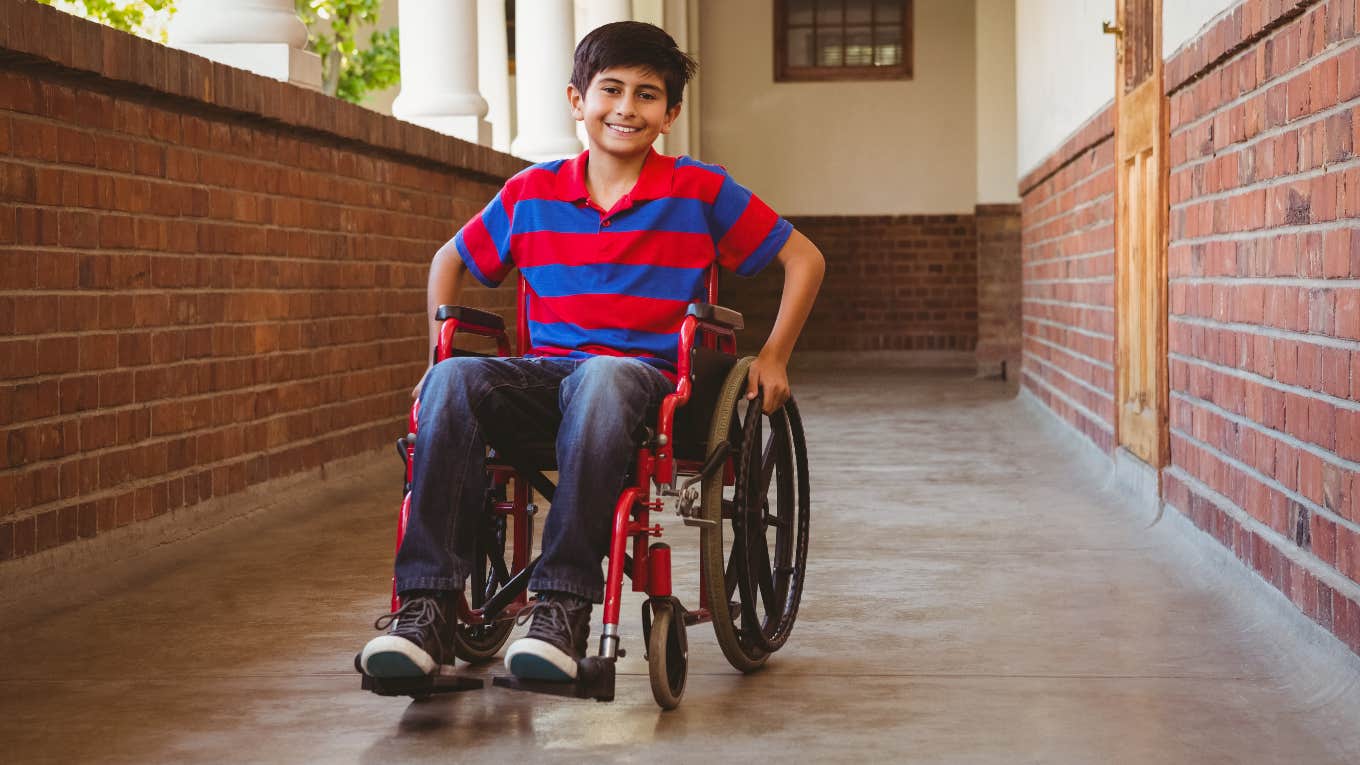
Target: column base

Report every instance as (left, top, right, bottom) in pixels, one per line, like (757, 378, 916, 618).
(401, 115, 492, 146)
(511, 134, 584, 163)
(180, 43, 322, 92)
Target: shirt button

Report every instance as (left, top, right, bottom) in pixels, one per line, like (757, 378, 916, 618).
(602, 219, 612, 227)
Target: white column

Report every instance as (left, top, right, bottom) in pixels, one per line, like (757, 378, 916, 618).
(478, 0, 513, 152)
(574, 0, 633, 147)
(512, 0, 583, 161)
(662, 0, 694, 157)
(392, 0, 491, 145)
(579, 0, 633, 40)
(168, 0, 322, 91)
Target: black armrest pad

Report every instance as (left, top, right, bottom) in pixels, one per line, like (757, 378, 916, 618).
(436, 305, 506, 331)
(686, 303, 744, 330)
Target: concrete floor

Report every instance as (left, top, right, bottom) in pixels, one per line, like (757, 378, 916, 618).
(4, 368, 1360, 764)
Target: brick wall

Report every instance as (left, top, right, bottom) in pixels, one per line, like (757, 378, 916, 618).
(722, 214, 979, 356)
(1018, 112, 1117, 453)
(0, 2, 523, 564)
(975, 203, 1023, 378)
(1019, 0, 1360, 656)
(1160, 0, 1360, 654)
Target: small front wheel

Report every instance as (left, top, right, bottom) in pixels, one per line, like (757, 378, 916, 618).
(647, 603, 687, 710)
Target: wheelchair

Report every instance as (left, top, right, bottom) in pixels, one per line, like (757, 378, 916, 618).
(357, 269, 811, 709)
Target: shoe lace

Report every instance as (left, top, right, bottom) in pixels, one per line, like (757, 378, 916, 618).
(514, 598, 572, 633)
(373, 596, 443, 632)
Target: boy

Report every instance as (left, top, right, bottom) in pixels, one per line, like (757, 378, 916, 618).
(360, 21, 824, 684)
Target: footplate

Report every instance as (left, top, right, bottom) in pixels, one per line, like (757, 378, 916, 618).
(491, 656, 616, 702)
(356, 655, 485, 697)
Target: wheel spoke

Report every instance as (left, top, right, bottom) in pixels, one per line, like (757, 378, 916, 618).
(760, 436, 777, 500)
(749, 535, 780, 622)
(483, 526, 511, 585)
(724, 539, 740, 602)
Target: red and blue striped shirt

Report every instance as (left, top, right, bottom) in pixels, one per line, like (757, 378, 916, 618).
(453, 148, 792, 375)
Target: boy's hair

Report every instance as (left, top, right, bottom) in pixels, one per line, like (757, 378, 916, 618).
(571, 21, 698, 110)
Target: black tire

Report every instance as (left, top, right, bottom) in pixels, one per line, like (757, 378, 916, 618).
(452, 506, 515, 662)
(647, 603, 687, 710)
(700, 359, 811, 672)
(733, 396, 810, 654)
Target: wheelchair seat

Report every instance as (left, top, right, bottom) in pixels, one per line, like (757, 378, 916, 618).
(484, 346, 737, 473)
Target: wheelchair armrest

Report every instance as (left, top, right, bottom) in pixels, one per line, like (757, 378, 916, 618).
(436, 305, 506, 331)
(686, 303, 744, 331)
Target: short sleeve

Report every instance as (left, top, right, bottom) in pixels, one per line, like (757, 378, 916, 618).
(453, 189, 515, 287)
(707, 172, 793, 277)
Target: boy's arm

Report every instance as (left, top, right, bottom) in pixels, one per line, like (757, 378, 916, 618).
(746, 228, 825, 414)
(412, 237, 470, 399)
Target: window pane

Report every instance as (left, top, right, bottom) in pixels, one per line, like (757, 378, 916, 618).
(816, 0, 843, 25)
(844, 26, 874, 66)
(873, 25, 901, 66)
(846, 0, 873, 24)
(787, 27, 815, 67)
(817, 28, 844, 66)
(874, 0, 902, 24)
(787, 0, 814, 26)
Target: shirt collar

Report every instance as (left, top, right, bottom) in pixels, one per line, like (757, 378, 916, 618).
(554, 148, 676, 204)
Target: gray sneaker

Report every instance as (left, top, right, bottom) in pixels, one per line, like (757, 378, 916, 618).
(503, 592, 592, 682)
(361, 591, 458, 678)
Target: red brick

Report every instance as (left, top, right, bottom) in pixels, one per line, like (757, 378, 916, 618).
(1326, 111, 1354, 163)
(12, 516, 35, 557)
(34, 509, 57, 551)
(1339, 409, 1360, 462)
(1312, 55, 1339, 110)
(98, 214, 136, 249)
(1340, 47, 1360, 101)
(93, 135, 133, 172)
(1339, 525, 1360, 582)
(10, 118, 58, 162)
(1338, 289, 1360, 340)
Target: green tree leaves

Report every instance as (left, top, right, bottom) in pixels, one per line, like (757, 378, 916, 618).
(34, 0, 175, 40)
(294, 0, 401, 103)
(37, 0, 401, 104)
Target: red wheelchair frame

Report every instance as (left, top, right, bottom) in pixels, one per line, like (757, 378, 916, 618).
(365, 268, 810, 708)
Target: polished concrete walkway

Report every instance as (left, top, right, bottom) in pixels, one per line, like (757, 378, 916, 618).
(4, 368, 1360, 764)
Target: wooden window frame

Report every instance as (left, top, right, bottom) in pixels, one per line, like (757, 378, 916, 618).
(773, 0, 914, 82)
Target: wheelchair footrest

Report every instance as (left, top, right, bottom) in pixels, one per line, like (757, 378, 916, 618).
(491, 656, 616, 702)
(359, 665, 485, 697)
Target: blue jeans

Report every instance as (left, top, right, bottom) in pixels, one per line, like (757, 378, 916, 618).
(395, 355, 673, 602)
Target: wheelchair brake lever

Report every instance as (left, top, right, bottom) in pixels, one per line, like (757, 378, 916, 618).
(672, 441, 730, 524)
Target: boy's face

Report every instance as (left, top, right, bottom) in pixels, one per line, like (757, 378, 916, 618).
(568, 66, 682, 160)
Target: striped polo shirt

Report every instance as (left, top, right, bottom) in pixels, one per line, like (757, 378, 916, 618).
(453, 148, 793, 374)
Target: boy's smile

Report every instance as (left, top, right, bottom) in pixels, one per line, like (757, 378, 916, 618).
(569, 66, 681, 160)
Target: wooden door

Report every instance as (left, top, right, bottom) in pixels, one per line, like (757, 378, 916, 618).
(1114, 0, 1168, 467)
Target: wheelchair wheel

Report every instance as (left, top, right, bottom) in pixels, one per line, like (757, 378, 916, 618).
(701, 358, 811, 672)
(646, 601, 687, 710)
(452, 508, 515, 662)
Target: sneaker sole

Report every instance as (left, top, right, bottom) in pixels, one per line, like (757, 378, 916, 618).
(504, 637, 578, 682)
(361, 635, 436, 678)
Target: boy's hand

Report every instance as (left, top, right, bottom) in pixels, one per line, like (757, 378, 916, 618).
(746, 351, 790, 415)
(412, 365, 432, 400)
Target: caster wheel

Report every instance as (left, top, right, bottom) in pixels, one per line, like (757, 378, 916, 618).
(647, 603, 687, 710)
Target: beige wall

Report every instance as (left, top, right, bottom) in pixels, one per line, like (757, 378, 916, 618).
(976, 0, 1018, 203)
(699, 0, 978, 215)
(1015, 0, 1115, 177)
(1016, 0, 1236, 177)
(1164, 0, 1235, 55)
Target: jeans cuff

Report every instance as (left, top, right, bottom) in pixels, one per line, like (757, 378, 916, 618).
(395, 575, 466, 596)
(529, 576, 603, 604)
